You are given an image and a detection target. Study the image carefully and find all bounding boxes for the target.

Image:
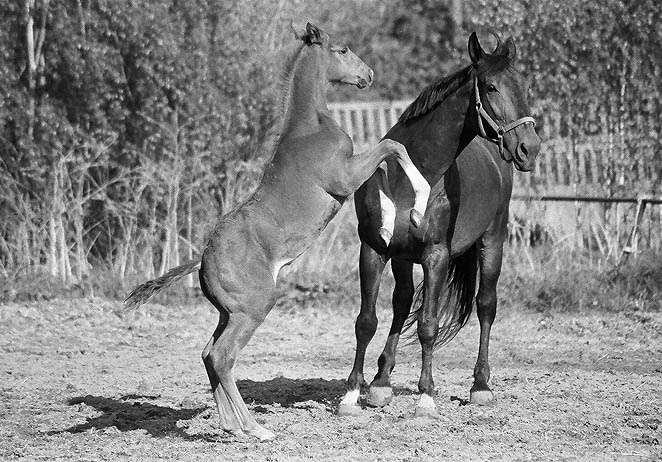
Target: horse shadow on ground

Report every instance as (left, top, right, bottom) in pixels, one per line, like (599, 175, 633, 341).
(55, 394, 207, 440)
(237, 377, 415, 408)
(55, 377, 412, 440)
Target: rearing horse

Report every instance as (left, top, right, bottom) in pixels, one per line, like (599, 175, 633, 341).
(125, 23, 430, 441)
(338, 33, 541, 417)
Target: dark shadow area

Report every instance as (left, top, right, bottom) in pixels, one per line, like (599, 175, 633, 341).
(237, 377, 415, 406)
(54, 377, 397, 440)
(237, 377, 346, 406)
(54, 395, 207, 440)
(54, 379, 419, 441)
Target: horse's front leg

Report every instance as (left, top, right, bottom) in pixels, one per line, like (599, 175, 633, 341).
(375, 162, 396, 247)
(471, 234, 504, 405)
(341, 140, 430, 227)
(415, 246, 449, 417)
(386, 140, 430, 227)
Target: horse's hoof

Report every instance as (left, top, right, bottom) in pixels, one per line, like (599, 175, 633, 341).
(413, 394, 438, 418)
(410, 209, 423, 228)
(366, 386, 393, 408)
(378, 228, 392, 247)
(245, 424, 276, 442)
(224, 428, 247, 440)
(470, 389, 495, 406)
(337, 403, 362, 416)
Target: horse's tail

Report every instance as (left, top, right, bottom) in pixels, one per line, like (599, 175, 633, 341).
(124, 259, 201, 310)
(404, 245, 478, 348)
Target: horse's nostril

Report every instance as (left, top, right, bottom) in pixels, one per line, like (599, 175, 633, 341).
(519, 143, 528, 158)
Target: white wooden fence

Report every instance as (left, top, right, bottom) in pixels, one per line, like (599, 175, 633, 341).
(328, 100, 410, 150)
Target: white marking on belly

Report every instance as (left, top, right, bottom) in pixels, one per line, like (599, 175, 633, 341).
(378, 188, 396, 238)
(272, 258, 293, 284)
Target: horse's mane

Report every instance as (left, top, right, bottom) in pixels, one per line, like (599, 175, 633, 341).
(398, 35, 515, 124)
(398, 65, 473, 123)
(262, 41, 307, 161)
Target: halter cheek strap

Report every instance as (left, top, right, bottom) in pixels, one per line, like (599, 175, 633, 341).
(474, 76, 536, 158)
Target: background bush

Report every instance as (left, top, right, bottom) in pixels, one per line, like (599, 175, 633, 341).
(1, 0, 660, 306)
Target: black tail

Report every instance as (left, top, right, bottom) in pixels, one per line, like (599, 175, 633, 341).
(124, 259, 201, 309)
(404, 245, 478, 348)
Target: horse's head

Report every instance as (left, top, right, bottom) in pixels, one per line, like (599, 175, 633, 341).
(468, 33, 540, 172)
(296, 23, 374, 89)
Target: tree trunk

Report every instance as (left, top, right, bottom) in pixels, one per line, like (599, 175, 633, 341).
(23, 0, 49, 144)
(23, 0, 36, 143)
(450, 0, 463, 49)
(186, 193, 193, 288)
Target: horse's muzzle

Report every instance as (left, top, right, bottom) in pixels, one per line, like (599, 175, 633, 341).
(357, 69, 374, 89)
(513, 140, 539, 172)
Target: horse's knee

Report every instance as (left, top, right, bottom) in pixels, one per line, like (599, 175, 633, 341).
(355, 312, 378, 339)
(417, 318, 438, 346)
(476, 293, 497, 324)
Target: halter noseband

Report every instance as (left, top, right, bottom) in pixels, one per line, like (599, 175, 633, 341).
(473, 75, 536, 159)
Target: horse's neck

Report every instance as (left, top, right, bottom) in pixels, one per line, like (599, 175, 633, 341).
(404, 82, 473, 179)
(435, 82, 474, 157)
(281, 49, 329, 139)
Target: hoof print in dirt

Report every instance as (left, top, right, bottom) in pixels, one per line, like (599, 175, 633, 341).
(365, 387, 393, 408)
(336, 403, 363, 417)
(469, 389, 496, 406)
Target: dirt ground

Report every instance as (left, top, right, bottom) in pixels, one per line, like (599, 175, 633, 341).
(1, 293, 660, 461)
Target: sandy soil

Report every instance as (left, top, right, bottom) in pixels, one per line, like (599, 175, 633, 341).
(1, 294, 660, 461)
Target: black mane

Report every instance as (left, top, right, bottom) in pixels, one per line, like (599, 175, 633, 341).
(398, 65, 473, 123)
(398, 35, 515, 124)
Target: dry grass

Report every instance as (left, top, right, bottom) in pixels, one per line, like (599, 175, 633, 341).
(500, 244, 662, 314)
(3, 200, 661, 322)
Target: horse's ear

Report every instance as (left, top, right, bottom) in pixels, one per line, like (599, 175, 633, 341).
(468, 32, 484, 64)
(305, 22, 324, 45)
(505, 37, 517, 60)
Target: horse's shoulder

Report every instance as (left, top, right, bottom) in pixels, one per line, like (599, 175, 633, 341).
(319, 112, 353, 149)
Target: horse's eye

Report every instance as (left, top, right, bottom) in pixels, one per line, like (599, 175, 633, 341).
(486, 83, 498, 93)
(340, 47, 348, 55)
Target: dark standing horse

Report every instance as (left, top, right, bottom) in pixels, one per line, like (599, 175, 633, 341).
(338, 33, 541, 416)
(125, 23, 431, 441)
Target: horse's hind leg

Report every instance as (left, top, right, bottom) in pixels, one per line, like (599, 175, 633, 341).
(203, 308, 275, 441)
(470, 236, 503, 405)
(367, 259, 414, 407)
(338, 243, 387, 416)
(200, 262, 278, 440)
